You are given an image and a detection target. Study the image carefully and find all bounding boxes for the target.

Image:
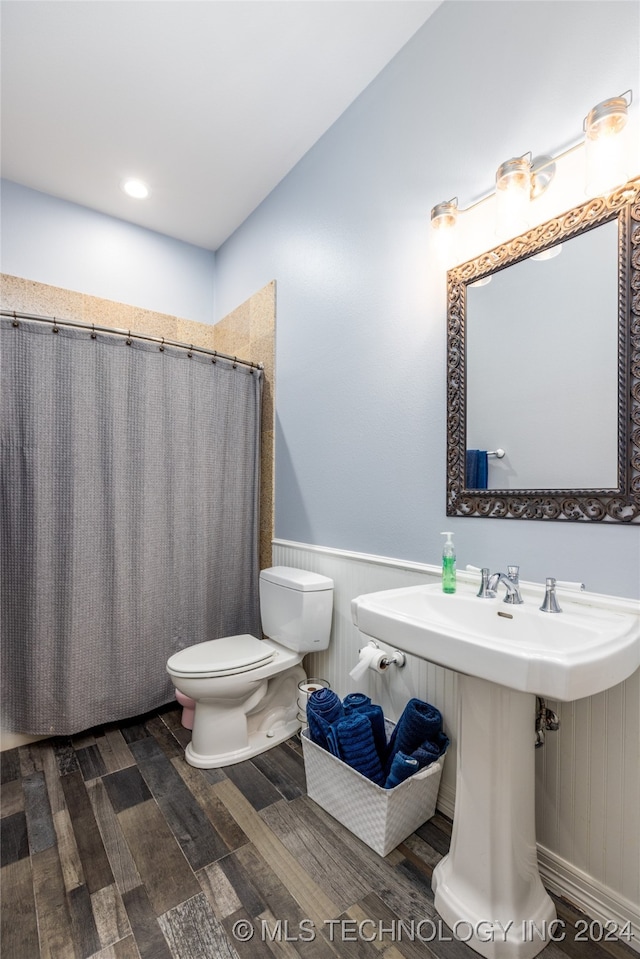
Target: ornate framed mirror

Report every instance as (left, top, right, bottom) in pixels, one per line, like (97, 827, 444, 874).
(446, 177, 640, 522)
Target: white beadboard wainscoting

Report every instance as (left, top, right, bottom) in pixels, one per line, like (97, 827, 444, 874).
(273, 539, 640, 950)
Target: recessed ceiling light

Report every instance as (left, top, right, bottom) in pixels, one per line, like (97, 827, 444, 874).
(121, 178, 150, 199)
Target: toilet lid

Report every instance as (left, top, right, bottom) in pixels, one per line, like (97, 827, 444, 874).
(167, 634, 275, 677)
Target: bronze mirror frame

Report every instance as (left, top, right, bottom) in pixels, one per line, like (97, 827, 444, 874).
(446, 177, 640, 523)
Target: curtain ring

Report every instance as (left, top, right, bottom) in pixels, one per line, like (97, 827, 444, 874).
(187, 345, 193, 358)
(90, 324, 97, 339)
(52, 317, 59, 334)
(126, 330, 132, 346)
(211, 350, 217, 364)
(12, 311, 19, 328)
(232, 356, 237, 369)
(159, 337, 165, 352)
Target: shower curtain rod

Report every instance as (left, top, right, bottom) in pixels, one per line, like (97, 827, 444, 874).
(1, 309, 264, 371)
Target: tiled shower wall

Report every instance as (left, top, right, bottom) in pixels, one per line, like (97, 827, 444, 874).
(212, 282, 275, 574)
(0, 273, 275, 572)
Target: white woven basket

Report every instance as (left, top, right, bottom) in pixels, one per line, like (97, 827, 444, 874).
(301, 719, 444, 857)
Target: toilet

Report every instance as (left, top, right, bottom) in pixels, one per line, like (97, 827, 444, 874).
(174, 689, 196, 730)
(166, 566, 334, 768)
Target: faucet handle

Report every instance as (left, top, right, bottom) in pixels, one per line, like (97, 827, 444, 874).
(506, 566, 520, 584)
(540, 577, 562, 614)
(477, 568, 496, 599)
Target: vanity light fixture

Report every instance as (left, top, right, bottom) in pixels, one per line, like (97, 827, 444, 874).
(430, 90, 633, 240)
(495, 154, 533, 238)
(584, 93, 631, 197)
(430, 198, 458, 231)
(121, 178, 150, 199)
(431, 198, 459, 263)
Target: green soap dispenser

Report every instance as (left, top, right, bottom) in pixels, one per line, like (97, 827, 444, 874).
(441, 531, 456, 594)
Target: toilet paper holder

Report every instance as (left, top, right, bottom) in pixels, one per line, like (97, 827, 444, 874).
(370, 639, 406, 670)
(350, 639, 406, 681)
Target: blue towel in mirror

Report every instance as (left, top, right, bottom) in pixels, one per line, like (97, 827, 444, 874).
(384, 752, 420, 789)
(326, 713, 386, 786)
(466, 449, 488, 489)
(306, 688, 344, 752)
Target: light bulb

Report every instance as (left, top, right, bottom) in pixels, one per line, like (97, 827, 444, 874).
(431, 199, 458, 267)
(495, 156, 531, 240)
(431, 199, 458, 232)
(531, 244, 562, 262)
(584, 96, 629, 196)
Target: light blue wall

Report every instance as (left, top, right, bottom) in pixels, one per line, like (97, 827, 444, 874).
(214, 0, 640, 598)
(2, 2, 638, 596)
(0, 180, 216, 324)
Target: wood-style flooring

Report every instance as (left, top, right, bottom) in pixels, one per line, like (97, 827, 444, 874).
(1, 703, 635, 959)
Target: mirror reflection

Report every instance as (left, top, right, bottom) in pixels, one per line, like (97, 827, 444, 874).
(445, 178, 640, 523)
(466, 220, 619, 490)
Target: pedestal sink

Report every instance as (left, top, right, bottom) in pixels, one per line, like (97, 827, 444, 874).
(351, 581, 640, 959)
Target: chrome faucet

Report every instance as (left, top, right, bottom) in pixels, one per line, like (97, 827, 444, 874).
(539, 577, 562, 613)
(477, 565, 523, 604)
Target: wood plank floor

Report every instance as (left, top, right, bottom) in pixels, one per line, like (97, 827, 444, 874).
(1, 703, 635, 959)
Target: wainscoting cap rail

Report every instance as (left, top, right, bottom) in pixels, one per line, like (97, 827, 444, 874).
(1, 309, 264, 372)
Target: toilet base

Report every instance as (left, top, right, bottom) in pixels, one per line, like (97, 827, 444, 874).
(174, 689, 196, 730)
(181, 663, 307, 769)
(185, 713, 302, 768)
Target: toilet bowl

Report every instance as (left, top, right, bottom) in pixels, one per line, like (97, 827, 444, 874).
(174, 689, 196, 730)
(166, 567, 333, 768)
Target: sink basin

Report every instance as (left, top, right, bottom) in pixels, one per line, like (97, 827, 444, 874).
(351, 582, 639, 700)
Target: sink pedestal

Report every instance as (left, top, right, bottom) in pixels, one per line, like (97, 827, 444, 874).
(432, 675, 555, 959)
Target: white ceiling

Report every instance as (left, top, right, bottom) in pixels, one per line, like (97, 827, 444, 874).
(1, 1, 442, 251)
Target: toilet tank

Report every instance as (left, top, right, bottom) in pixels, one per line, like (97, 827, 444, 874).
(259, 566, 333, 653)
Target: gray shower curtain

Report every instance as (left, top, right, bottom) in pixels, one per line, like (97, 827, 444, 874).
(0, 317, 262, 735)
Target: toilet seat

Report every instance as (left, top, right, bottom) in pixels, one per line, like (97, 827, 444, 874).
(167, 634, 275, 678)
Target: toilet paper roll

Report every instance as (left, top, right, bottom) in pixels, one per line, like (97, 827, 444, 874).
(349, 644, 387, 681)
(297, 679, 329, 723)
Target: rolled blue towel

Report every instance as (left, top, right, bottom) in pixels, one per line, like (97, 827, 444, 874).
(386, 698, 445, 772)
(326, 713, 385, 786)
(411, 730, 449, 768)
(384, 751, 420, 789)
(343, 693, 372, 712)
(306, 688, 344, 752)
(352, 704, 387, 763)
(342, 695, 387, 762)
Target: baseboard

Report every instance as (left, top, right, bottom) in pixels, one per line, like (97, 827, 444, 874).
(436, 781, 455, 821)
(537, 845, 639, 952)
(0, 730, 47, 751)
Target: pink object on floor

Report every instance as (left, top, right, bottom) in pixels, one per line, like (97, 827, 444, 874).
(175, 689, 196, 730)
